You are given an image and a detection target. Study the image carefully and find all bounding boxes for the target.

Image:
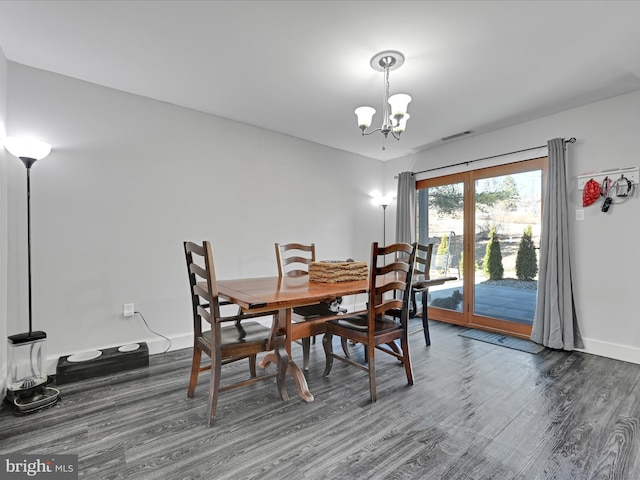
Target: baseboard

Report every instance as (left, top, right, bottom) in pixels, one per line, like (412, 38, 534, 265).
(149, 332, 192, 354)
(578, 337, 640, 365)
(46, 303, 374, 375)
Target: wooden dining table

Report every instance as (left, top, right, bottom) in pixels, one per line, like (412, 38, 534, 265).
(217, 271, 458, 402)
(217, 275, 369, 402)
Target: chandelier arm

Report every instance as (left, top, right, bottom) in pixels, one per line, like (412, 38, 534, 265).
(361, 127, 383, 136)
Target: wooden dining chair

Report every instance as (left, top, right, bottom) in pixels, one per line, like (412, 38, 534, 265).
(322, 242, 417, 402)
(386, 242, 434, 345)
(184, 240, 285, 427)
(275, 242, 348, 370)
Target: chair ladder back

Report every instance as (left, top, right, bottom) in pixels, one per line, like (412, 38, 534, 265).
(184, 241, 224, 333)
(369, 242, 417, 324)
(415, 242, 434, 281)
(275, 242, 316, 277)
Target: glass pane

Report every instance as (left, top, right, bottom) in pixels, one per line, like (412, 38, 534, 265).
(417, 183, 464, 312)
(473, 171, 541, 324)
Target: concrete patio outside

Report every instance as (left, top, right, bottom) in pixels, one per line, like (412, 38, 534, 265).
(427, 281, 537, 325)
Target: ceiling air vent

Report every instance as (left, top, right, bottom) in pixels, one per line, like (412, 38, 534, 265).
(441, 130, 473, 142)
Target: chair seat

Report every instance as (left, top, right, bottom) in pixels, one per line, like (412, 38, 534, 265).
(210, 321, 272, 347)
(293, 303, 339, 319)
(332, 314, 401, 334)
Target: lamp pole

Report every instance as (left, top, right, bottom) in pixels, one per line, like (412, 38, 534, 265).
(373, 193, 393, 246)
(381, 203, 389, 246)
(3, 137, 51, 338)
(21, 156, 37, 335)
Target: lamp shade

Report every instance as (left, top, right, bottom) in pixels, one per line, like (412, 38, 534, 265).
(388, 94, 412, 117)
(3, 137, 52, 160)
(393, 114, 410, 134)
(373, 194, 394, 207)
(355, 106, 376, 129)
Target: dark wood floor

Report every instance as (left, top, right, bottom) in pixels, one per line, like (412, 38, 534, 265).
(2, 319, 640, 480)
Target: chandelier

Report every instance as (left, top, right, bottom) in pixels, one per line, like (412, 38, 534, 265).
(355, 50, 411, 150)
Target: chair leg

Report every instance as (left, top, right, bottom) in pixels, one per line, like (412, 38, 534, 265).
(322, 332, 334, 377)
(401, 336, 414, 386)
(187, 345, 202, 398)
(368, 343, 377, 402)
(249, 354, 257, 377)
(302, 337, 311, 371)
(207, 351, 223, 427)
(341, 337, 350, 357)
(410, 290, 418, 318)
(423, 300, 431, 346)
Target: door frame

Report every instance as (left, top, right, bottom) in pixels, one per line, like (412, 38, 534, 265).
(416, 157, 547, 338)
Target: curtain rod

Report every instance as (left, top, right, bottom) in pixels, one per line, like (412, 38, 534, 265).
(395, 137, 576, 178)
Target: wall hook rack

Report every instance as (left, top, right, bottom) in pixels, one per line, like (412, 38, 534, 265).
(577, 167, 639, 190)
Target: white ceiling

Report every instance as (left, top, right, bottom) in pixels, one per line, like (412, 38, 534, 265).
(1, 1, 640, 161)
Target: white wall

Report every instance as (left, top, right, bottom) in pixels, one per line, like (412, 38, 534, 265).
(385, 90, 640, 364)
(5, 63, 383, 370)
(10, 61, 638, 372)
(0, 47, 8, 401)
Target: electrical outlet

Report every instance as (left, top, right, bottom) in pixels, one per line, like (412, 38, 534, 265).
(123, 303, 135, 317)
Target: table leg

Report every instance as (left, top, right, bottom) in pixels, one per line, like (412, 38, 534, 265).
(259, 352, 277, 369)
(274, 335, 289, 402)
(259, 308, 314, 403)
(284, 308, 314, 402)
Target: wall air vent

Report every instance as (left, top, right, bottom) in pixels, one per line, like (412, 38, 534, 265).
(441, 130, 473, 142)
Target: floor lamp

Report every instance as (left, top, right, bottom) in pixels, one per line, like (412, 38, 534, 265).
(3, 136, 60, 413)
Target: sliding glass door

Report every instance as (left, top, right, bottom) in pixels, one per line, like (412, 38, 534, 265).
(417, 157, 547, 337)
(416, 173, 467, 326)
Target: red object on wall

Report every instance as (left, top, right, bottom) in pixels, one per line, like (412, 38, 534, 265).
(583, 178, 600, 207)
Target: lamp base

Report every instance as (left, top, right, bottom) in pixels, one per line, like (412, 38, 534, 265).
(5, 385, 60, 415)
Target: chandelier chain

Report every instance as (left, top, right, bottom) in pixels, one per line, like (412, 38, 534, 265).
(383, 65, 391, 129)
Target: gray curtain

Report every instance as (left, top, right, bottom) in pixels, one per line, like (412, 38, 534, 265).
(531, 138, 583, 350)
(395, 171, 416, 244)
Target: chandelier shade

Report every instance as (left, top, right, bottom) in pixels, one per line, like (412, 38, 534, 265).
(355, 106, 376, 130)
(388, 94, 412, 118)
(354, 50, 412, 150)
(393, 114, 410, 134)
